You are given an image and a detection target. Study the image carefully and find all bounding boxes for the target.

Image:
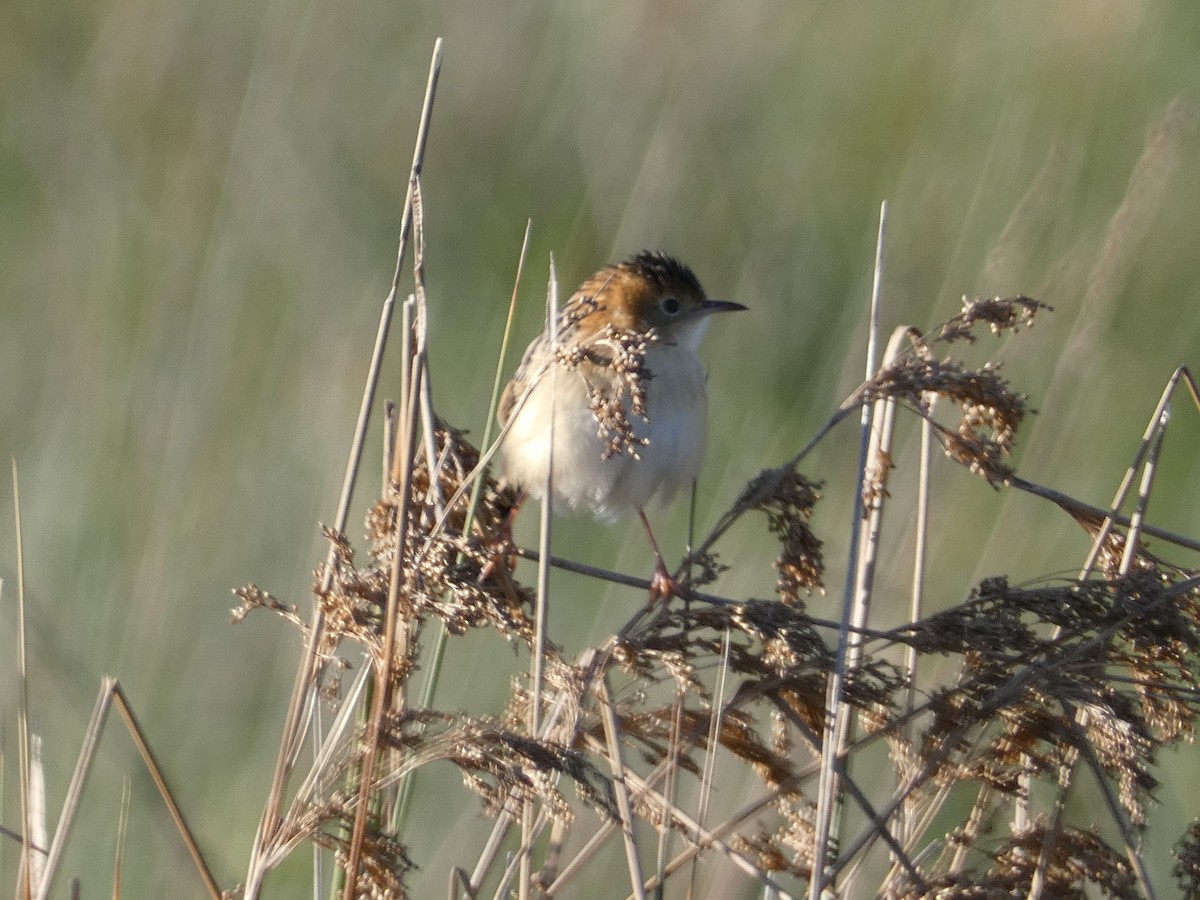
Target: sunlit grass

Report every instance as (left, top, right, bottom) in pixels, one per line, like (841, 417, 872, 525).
(3, 3, 1200, 895)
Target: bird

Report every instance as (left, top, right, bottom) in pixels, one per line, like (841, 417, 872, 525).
(497, 251, 746, 600)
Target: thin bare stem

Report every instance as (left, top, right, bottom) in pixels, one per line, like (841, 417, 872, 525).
(111, 686, 222, 897)
(468, 807, 516, 894)
(343, 230, 430, 899)
(599, 676, 648, 900)
(112, 775, 131, 900)
(383, 400, 397, 493)
(35, 681, 114, 900)
(841, 326, 909, 900)
(37, 680, 221, 900)
(1019, 352, 1190, 893)
(1075, 365, 1192, 582)
(905, 395, 937, 722)
(249, 39, 443, 899)
(514, 546, 892, 638)
(518, 257, 559, 899)
(25, 734, 46, 897)
(467, 648, 600, 894)
(481, 220, 534, 470)
(599, 751, 801, 900)
(404, 226, 537, 789)
(1069, 713, 1159, 900)
(1007, 473, 1200, 553)
(688, 627, 732, 895)
(655, 692, 685, 890)
(1118, 405, 1168, 575)
(532, 256, 559, 738)
(1028, 738, 1075, 900)
(13, 460, 34, 900)
(1026, 398, 1172, 898)
(765, 693, 927, 892)
(492, 807, 551, 900)
(812, 199, 888, 899)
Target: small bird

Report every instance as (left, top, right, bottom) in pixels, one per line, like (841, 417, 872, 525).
(498, 251, 746, 600)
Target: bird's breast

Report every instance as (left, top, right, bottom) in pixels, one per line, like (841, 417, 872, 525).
(499, 344, 709, 520)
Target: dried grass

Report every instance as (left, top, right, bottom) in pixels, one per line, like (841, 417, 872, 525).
(9, 41, 1200, 900)
(228, 226, 1200, 898)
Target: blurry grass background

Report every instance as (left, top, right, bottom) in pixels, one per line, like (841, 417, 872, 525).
(3, 1, 1200, 895)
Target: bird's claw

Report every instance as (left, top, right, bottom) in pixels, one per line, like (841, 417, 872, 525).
(648, 560, 680, 605)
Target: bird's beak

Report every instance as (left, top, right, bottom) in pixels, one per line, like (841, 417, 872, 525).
(702, 299, 748, 315)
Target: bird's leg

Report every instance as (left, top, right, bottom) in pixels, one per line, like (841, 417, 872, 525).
(499, 487, 527, 547)
(479, 487, 526, 583)
(639, 509, 680, 603)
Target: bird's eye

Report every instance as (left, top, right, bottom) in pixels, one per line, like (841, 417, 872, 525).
(659, 296, 682, 316)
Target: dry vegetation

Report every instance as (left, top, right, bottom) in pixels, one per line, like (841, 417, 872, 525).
(224, 84, 1200, 894)
(231, 263, 1200, 896)
(9, 41, 1200, 900)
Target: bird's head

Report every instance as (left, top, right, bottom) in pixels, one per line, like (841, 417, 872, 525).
(572, 251, 745, 349)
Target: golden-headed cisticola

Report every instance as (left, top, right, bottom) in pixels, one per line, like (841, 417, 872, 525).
(498, 251, 745, 599)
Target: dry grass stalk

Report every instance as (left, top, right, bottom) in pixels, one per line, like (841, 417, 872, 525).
(241, 39, 445, 900)
(9, 37, 1200, 900)
(260, 282, 1200, 897)
(217, 59, 1200, 900)
(219, 212, 1200, 900)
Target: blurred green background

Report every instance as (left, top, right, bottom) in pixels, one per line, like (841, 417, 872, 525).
(3, 1, 1199, 896)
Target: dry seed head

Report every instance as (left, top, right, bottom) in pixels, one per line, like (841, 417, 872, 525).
(1175, 821, 1200, 896)
(738, 468, 825, 602)
(871, 355, 1027, 487)
(934, 294, 1054, 343)
(554, 323, 658, 461)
